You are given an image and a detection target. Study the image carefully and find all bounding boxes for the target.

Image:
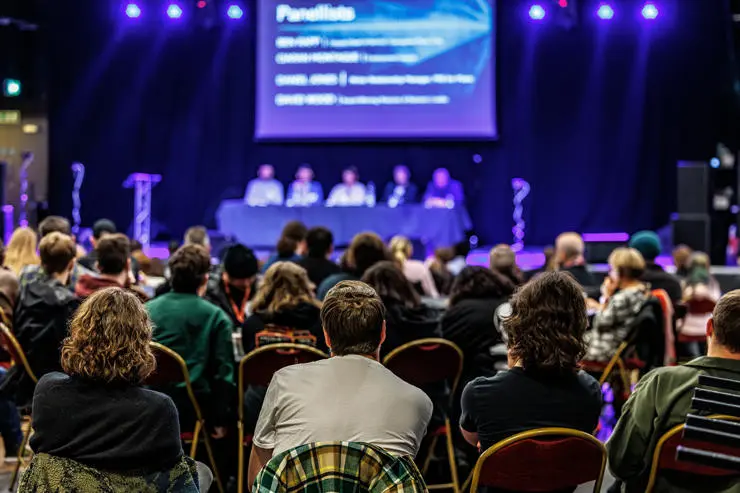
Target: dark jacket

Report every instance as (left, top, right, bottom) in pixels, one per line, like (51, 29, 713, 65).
(1, 277, 80, 407)
(440, 297, 509, 383)
(381, 300, 442, 360)
(78, 252, 141, 283)
(381, 182, 419, 205)
(242, 302, 325, 354)
(295, 257, 341, 288)
(204, 269, 251, 328)
(641, 263, 683, 305)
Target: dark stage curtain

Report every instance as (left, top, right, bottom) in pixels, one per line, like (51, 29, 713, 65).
(46, 0, 735, 246)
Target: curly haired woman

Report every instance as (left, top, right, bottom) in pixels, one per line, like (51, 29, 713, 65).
(459, 272, 602, 452)
(29, 287, 183, 474)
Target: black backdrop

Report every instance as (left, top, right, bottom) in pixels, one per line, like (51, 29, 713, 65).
(46, 0, 736, 246)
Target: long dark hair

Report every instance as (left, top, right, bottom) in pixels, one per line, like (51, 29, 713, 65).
(361, 261, 421, 309)
(448, 266, 516, 307)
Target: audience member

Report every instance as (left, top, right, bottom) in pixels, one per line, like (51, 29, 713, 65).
(148, 245, 235, 430)
(286, 164, 324, 207)
(296, 226, 341, 287)
(554, 232, 597, 290)
(0, 241, 18, 324)
(361, 261, 442, 358)
(245, 164, 284, 207)
(389, 236, 438, 298)
(680, 252, 721, 349)
(629, 231, 682, 304)
(608, 290, 740, 493)
(585, 248, 649, 362)
(489, 244, 524, 287)
(423, 168, 464, 208)
(446, 240, 470, 276)
(426, 247, 454, 295)
(242, 261, 324, 354)
(524, 246, 556, 280)
(206, 244, 259, 326)
(75, 234, 148, 301)
(383, 165, 418, 206)
(326, 166, 368, 207)
(672, 244, 693, 278)
(77, 219, 117, 271)
(4, 227, 39, 276)
(30, 288, 183, 474)
(261, 221, 307, 273)
(460, 272, 602, 452)
(316, 232, 390, 300)
(19, 216, 91, 291)
(184, 225, 211, 249)
(441, 266, 517, 383)
(248, 281, 433, 486)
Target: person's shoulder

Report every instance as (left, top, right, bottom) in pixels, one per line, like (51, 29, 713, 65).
(35, 372, 72, 394)
(575, 370, 602, 393)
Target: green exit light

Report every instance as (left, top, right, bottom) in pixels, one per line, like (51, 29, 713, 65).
(3, 79, 21, 98)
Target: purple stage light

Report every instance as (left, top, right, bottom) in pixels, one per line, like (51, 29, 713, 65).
(641, 3, 659, 20)
(596, 4, 614, 20)
(227, 4, 244, 19)
(125, 3, 141, 18)
(528, 4, 546, 21)
(582, 232, 630, 243)
(166, 4, 183, 19)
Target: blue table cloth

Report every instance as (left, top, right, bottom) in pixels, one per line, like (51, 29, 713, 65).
(216, 200, 472, 248)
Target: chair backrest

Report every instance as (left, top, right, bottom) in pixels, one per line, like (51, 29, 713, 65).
(238, 344, 328, 421)
(0, 323, 37, 384)
(383, 338, 463, 396)
(470, 428, 606, 492)
(687, 298, 716, 316)
(145, 342, 205, 422)
(632, 295, 666, 371)
(646, 415, 740, 492)
(252, 441, 426, 493)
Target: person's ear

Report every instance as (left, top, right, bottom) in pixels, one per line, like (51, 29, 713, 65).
(66, 259, 75, 273)
(707, 317, 715, 339)
(379, 320, 387, 346)
(126, 257, 131, 271)
(323, 329, 332, 352)
(95, 261, 100, 272)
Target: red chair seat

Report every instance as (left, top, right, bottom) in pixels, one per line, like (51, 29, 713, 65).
(678, 333, 706, 344)
(580, 360, 608, 371)
(624, 357, 646, 369)
(243, 434, 253, 446)
(181, 432, 194, 441)
(429, 425, 447, 437)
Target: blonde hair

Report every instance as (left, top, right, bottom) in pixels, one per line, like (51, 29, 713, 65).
(251, 261, 320, 314)
(608, 247, 645, 280)
(4, 227, 40, 276)
(489, 244, 516, 272)
(389, 236, 412, 264)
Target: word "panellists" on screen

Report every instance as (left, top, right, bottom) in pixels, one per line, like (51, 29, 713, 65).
(276, 4, 357, 23)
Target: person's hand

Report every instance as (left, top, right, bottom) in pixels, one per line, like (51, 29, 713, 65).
(586, 298, 601, 311)
(602, 276, 617, 297)
(211, 427, 227, 439)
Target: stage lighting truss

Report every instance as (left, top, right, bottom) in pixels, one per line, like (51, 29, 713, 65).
(527, 1, 661, 26)
(121, 1, 246, 24)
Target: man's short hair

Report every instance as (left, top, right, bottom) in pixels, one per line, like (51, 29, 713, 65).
(169, 245, 211, 293)
(713, 290, 740, 352)
(223, 244, 258, 280)
(555, 232, 585, 261)
(96, 233, 130, 275)
(184, 226, 210, 247)
(38, 216, 72, 238)
(347, 232, 389, 277)
(321, 280, 385, 356)
(93, 219, 117, 240)
(306, 227, 333, 258)
(39, 232, 77, 275)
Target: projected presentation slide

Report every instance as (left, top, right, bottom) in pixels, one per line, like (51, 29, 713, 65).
(255, 0, 496, 140)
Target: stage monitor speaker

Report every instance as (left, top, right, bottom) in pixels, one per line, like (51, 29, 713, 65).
(677, 161, 709, 214)
(672, 213, 711, 254)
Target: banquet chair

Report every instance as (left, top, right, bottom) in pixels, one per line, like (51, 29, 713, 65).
(467, 428, 606, 493)
(237, 343, 328, 493)
(645, 414, 740, 493)
(0, 323, 37, 492)
(146, 342, 224, 493)
(383, 338, 464, 492)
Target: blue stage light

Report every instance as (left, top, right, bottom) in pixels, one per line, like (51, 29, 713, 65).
(711, 158, 721, 169)
(125, 3, 141, 18)
(166, 4, 183, 19)
(597, 4, 614, 20)
(642, 3, 659, 20)
(227, 5, 244, 19)
(529, 4, 546, 21)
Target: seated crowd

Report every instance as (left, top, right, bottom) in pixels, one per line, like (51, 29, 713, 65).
(0, 214, 735, 493)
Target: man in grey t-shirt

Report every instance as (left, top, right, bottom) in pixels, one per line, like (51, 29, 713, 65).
(248, 281, 433, 484)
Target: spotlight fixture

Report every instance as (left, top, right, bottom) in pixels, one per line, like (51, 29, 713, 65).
(2, 79, 21, 98)
(528, 4, 546, 20)
(125, 3, 141, 18)
(596, 4, 614, 20)
(641, 3, 659, 20)
(166, 4, 183, 19)
(226, 4, 244, 19)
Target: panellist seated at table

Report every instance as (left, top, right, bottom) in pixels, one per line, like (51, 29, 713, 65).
(326, 166, 370, 207)
(423, 168, 465, 209)
(382, 164, 418, 207)
(244, 164, 284, 206)
(286, 164, 323, 207)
